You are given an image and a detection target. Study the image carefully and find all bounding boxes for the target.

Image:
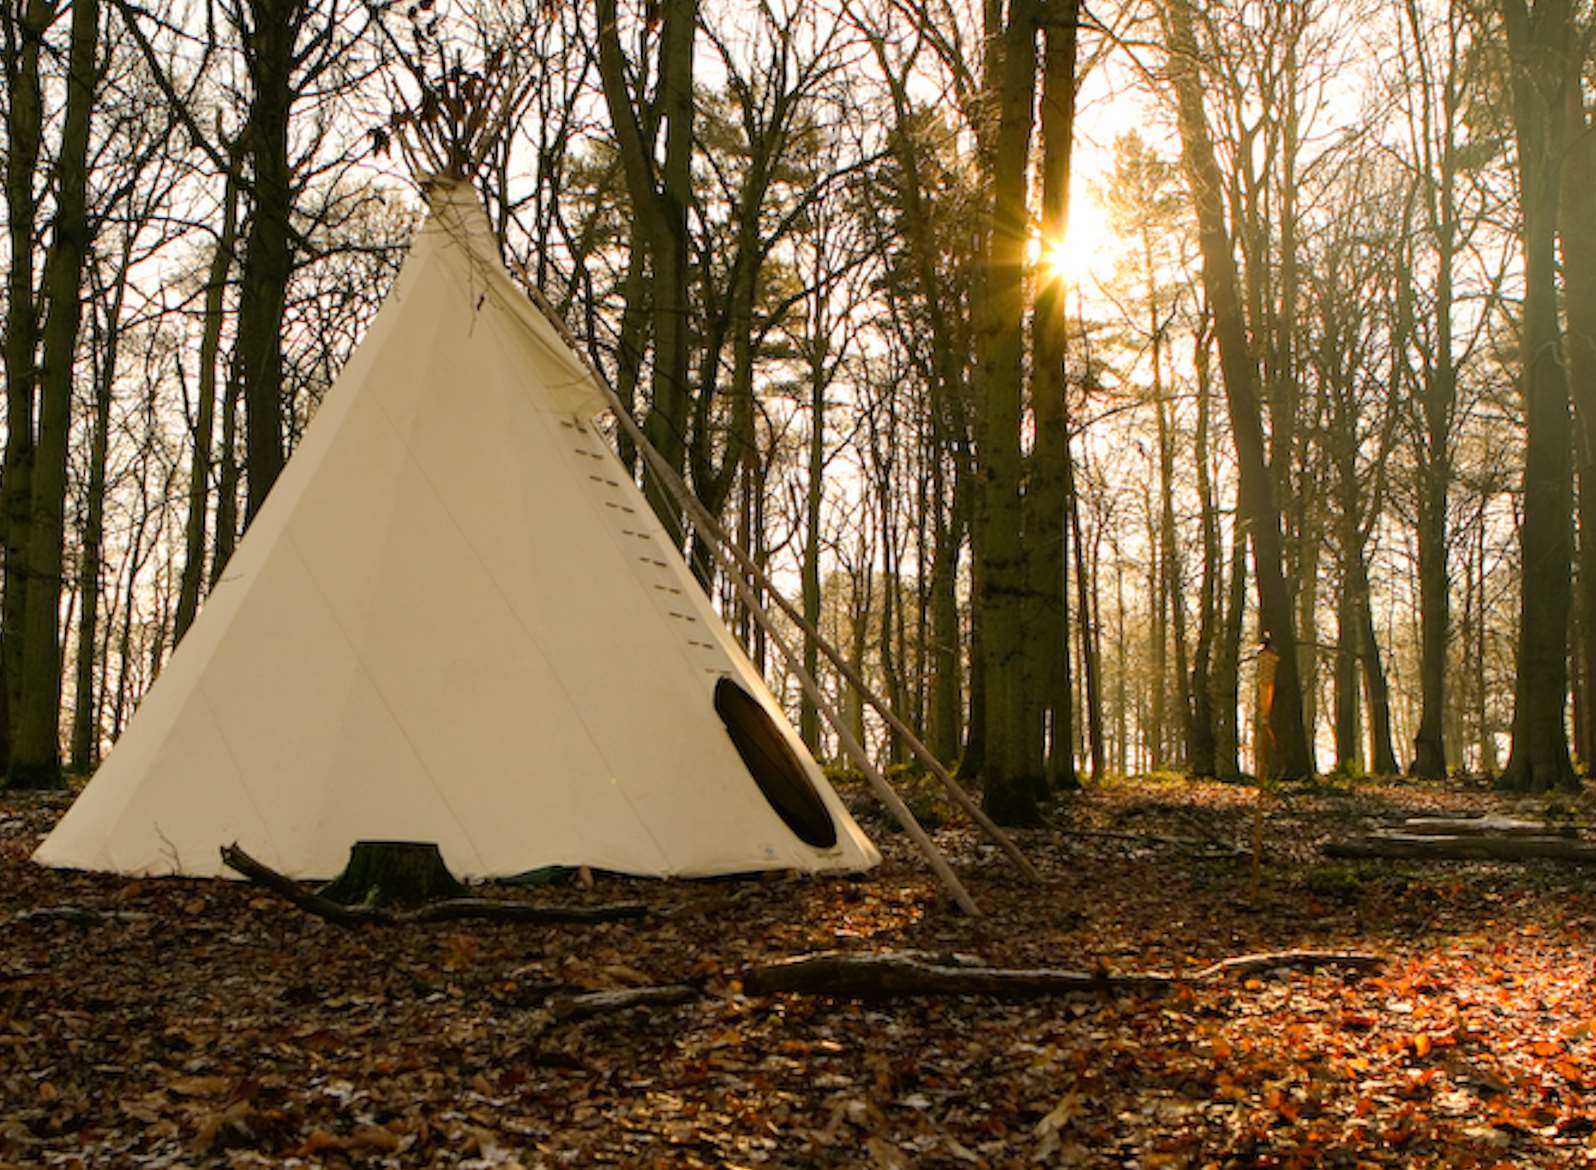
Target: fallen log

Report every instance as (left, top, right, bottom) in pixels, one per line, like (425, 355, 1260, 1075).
(1323, 833, 1596, 863)
(220, 843, 646, 926)
(1395, 815, 1580, 838)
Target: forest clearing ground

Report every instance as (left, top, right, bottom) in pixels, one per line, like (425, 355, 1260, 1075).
(4, 777, 1596, 1169)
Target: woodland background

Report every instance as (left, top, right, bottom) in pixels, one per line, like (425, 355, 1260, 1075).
(1, 0, 1592, 816)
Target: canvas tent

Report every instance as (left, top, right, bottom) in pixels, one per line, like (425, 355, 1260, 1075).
(33, 179, 879, 881)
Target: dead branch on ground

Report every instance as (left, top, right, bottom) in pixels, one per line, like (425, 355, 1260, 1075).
(220, 843, 647, 926)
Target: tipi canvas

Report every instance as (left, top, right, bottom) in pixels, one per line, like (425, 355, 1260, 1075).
(34, 180, 879, 881)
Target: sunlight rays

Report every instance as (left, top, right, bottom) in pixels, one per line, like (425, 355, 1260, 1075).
(1036, 183, 1124, 291)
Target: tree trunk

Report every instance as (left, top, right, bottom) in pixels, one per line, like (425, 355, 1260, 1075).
(1027, 0, 1080, 791)
(1406, 0, 1461, 781)
(1157, 391, 1193, 770)
(0, 0, 51, 776)
(1332, 558, 1360, 772)
(175, 154, 242, 642)
(1115, 553, 1128, 773)
(1163, 0, 1313, 780)
(1069, 450, 1103, 781)
(1293, 485, 1321, 768)
(238, 0, 300, 522)
(927, 444, 963, 764)
(800, 360, 825, 754)
(1353, 551, 1401, 775)
(1561, 77, 1596, 779)
(211, 356, 243, 585)
(1498, 0, 1578, 792)
(593, 0, 697, 534)
(978, 0, 1044, 823)
(1189, 322, 1219, 777)
(10, 0, 99, 789)
(872, 41, 977, 768)
(69, 256, 125, 774)
(1214, 515, 1248, 778)
(960, 488, 988, 780)
(1147, 488, 1165, 770)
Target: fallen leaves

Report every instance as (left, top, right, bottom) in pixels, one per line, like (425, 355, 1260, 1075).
(7, 779, 1596, 1166)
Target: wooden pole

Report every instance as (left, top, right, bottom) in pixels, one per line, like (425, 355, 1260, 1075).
(517, 285, 987, 914)
(715, 556, 982, 915)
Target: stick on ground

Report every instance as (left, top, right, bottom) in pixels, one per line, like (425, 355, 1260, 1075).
(545, 948, 1387, 1015)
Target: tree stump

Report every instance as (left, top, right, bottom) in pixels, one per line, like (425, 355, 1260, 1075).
(317, 841, 468, 908)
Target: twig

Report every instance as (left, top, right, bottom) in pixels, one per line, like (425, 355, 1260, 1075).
(1189, 950, 1387, 981)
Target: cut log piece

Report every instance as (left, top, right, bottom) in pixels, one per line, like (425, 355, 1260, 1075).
(1396, 815, 1579, 838)
(1324, 834, 1596, 863)
(318, 841, 468, 908)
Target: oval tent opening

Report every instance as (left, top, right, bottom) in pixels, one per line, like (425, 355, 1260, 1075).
(713, 677, 839, 849)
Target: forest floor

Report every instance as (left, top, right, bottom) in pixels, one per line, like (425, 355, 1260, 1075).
(5, 775, 1596, 1169)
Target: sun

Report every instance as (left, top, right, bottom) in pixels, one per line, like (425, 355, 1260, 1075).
(1037, 185, 1123, 289)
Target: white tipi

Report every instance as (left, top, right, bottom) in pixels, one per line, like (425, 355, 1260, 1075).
(34, 179, 879, 881)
